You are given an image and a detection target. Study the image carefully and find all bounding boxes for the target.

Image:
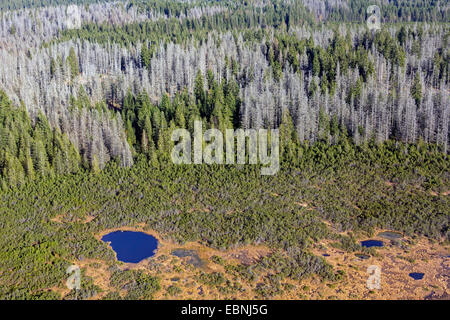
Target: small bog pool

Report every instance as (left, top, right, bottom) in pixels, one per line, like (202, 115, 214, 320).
(409, 272, 424, 280)
(377, 231, 403, 240)
(361, 240, 384, 248)
(171, 249, 204, 268)
(101, 231, 158, 263)
(355, 253, 370, 260)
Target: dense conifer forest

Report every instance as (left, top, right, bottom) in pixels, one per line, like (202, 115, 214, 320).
(0, 0, 448, 300)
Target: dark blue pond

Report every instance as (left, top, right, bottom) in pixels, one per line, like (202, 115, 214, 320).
(409, 272, 424, 280)
(361, 240, 384, 248)
(101, 231, 158, 263)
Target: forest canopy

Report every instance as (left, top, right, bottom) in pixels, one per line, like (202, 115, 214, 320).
(0, 0, 448, 300)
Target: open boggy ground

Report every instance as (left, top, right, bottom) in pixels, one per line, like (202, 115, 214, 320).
(58, 226, 449, 300)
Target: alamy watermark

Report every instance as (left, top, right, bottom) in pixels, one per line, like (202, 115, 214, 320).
(171, 121, 279, 175)
(367, 5, 381, 31)
(66, 5, 82, 30)
(366, 265, 381, 290)
(66, 264, 81, 290)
